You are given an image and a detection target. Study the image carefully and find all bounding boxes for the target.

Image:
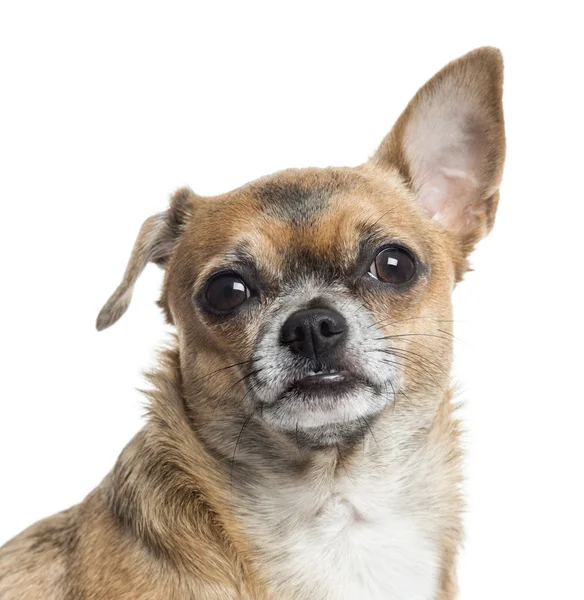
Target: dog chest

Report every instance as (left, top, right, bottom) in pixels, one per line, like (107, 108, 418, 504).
(253, 482, 439, 600)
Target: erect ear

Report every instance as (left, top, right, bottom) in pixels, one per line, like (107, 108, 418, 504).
(370, 47, 506, 253)
(96, 187, 196, 331)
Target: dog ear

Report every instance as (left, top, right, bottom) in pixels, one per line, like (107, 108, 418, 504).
(370, 47, 506, 253)
(96, 187, 196, 331)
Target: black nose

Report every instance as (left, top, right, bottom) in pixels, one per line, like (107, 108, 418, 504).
(280, 308, 347, 361)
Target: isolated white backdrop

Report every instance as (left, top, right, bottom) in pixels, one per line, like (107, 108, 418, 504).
(1, 2, 583, 598)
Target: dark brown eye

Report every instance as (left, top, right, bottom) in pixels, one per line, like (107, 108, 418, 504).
(368, 246, 416, 284)
(205, 273, 250, 312)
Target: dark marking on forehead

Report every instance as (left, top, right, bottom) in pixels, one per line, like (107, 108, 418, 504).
(254, 170, 350, 225)
(283, 246, 344, 282)
(255, 180, 331, 224)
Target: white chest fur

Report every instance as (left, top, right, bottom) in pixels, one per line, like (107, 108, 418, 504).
(243, 467, 439, 600)
(294, 495, 437, 599)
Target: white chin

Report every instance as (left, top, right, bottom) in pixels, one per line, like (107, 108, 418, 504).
(260, 386, 391, 432)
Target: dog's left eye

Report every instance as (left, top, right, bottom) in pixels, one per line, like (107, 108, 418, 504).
(368, 246, 416, 284)
(205, 273, 250, 312)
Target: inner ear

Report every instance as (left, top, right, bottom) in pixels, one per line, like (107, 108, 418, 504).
(370, 47, 506, 251)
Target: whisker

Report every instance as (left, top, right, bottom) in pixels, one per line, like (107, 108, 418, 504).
(190, 358, 259, 386)
(397, 389, 421, 412)
(383, 379, 398, 419)
(436, 328, 468, 346)
(364, 208, 394, 231)
(229, 375, 264, 488)
(368, 315, 458, 329)
(380, 346, 449, 376)
(385, 375, 397, 404)
(360, 415, 379, 450)
(209, 367, 263, 417)
(230, 409, 255, 492)
(374, 333, 451, 342)
(335, 444, 356, 485)
(374, 355, 445, 394)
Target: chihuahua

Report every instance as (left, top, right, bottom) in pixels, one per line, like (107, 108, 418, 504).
(0, 47, 505, 599)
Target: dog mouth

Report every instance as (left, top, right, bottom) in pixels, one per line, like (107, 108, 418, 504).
(283, 367, 372, 397)
(256, 364, 387, 447)
(251, 354, 393, 447)
(254, 364, 372, 412)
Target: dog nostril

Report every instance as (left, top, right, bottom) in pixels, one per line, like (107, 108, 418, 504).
(294, 326, 305, 341)
(320, 321, 333, 337)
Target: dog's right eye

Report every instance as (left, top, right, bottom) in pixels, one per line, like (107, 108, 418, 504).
(204, 273, 250, 312)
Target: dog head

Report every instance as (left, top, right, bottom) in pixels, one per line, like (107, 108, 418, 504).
(97, 47, 505, 450)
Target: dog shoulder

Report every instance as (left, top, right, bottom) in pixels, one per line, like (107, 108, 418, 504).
(0, 507, 77, 600)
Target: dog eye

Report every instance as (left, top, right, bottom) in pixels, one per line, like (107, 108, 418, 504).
(205, 273, 250, 312)
(368, 247, 416, 284)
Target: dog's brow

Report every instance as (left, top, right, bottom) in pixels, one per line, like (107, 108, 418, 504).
(224, 243, 258, 270)
(355, 223, 391, 251)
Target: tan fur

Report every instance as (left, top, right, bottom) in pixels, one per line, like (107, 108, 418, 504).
(0, 47, 505, 599)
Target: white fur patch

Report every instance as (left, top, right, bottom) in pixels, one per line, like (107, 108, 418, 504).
(240, 457, 439, 600)
(282, 490, 438, 599)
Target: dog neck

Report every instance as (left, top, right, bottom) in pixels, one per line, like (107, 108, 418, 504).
(107, 342, 456, 597)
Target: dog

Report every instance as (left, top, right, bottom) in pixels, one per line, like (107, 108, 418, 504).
(0, 47, 505, 599)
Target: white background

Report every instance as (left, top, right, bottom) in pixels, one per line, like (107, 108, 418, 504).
(1, 2, 583, 598)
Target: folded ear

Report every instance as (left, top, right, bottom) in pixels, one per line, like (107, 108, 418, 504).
(370, 47, 506, 253)
(96, 187, 196, 331)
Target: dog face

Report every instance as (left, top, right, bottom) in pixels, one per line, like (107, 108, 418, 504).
(97, 47, 505, 450)
(163, 168, 459, 449)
